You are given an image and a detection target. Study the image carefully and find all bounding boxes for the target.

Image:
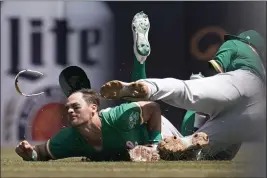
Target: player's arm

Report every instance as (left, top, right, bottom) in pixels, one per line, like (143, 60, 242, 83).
(15, 127, 86, 161)
(15, 140, 51, 161)
(209, 40, 237, 73)
(135, 101, 162, 144)
(102, 102, 162, 144)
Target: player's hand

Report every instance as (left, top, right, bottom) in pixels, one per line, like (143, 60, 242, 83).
(15, 140, 35, 161)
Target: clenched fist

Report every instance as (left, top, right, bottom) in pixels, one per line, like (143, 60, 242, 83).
(15, 140, 36, 161)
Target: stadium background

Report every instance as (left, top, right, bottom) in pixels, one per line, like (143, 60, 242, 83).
(1, 1, 265, 146)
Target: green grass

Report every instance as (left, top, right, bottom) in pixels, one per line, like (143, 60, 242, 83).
(1, 148, 250, 178)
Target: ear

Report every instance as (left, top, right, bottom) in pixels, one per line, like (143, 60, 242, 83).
(90, 104, 98, 112)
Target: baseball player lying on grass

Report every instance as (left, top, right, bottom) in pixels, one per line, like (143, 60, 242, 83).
(15, 12, 208, 162)
(100, 15, 266, 160)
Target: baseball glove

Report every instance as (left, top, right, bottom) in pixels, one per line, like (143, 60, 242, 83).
(157, 132, 209, 161)
(127, 145, 160, 162)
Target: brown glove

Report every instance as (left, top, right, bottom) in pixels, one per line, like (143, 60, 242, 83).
(157, 133, 209, 161)
(127, 145, 160, 162)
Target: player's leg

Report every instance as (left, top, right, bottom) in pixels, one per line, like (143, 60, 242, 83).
(129, 12, 191, 146)
(196, 99, 265, 160)
(101, 70, 264, 117)
(131, 56, 147, 81)
(101, 12, 150, 99)
(130, 11, 150, 82)
(181, 74, 208, 136)
(158, 97, 264, 161)
(158, 73, 264, 160)
(181, 110, 242, 160)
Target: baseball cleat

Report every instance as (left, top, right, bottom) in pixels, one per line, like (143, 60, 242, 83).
(132, 11, 151, 64)
(100, 80, 149, 100)
(157, 132, 209, 160)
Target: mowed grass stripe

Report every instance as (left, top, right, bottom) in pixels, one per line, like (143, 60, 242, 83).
(1, 148, 248, 177)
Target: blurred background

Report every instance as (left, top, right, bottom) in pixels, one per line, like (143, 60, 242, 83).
(1, 1, 265, 149)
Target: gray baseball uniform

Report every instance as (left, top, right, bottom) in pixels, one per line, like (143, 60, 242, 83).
(138, 36, 266, 158)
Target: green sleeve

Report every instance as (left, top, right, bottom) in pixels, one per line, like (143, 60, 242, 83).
(213, 40, 237, 71)
(47, 127, 87, 160)
(100, 102, 143, 131)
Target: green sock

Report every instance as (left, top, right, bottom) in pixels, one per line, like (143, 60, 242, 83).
(131, 56, 146, 81)
(149, 130, 162, 144)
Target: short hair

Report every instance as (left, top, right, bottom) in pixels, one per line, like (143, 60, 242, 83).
(74, 88, 100, 110)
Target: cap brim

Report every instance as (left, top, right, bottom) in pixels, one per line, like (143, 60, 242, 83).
(59, 66, 91, 97)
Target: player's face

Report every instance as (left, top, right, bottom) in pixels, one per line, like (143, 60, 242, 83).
(66, 92, 97, 127)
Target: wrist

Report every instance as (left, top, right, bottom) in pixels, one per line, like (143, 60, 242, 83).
(23, 150, 38, 161)
(149, 130, 162, 144)
(31, 150, 38, 161)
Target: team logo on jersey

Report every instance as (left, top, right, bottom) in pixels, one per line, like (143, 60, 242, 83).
(128, 112, 139, 129)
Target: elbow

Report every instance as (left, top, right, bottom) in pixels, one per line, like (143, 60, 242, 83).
(136, 101, 162, 123)
(145, 102, 162, 131)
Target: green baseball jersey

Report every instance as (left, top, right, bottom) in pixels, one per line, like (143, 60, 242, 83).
(213, 40, 265, 80)
(46, 102, 150, 161)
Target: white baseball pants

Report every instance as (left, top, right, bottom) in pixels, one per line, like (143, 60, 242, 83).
(139, 69, 266, 157)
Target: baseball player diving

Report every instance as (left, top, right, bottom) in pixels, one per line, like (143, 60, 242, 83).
(100, 13, 266, 160)
(15, 12, 208, 162)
